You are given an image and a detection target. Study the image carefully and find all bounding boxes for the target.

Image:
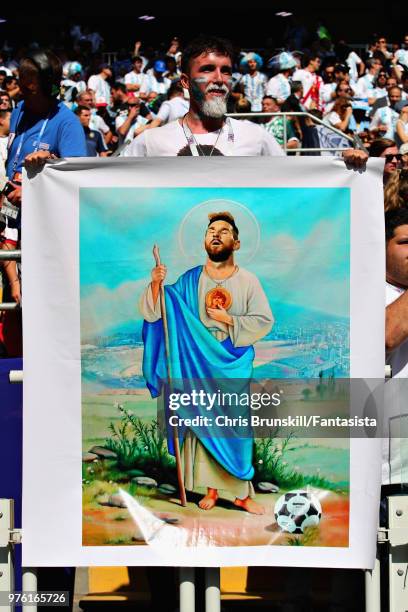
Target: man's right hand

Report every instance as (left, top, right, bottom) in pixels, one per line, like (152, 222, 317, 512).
(151, 264, 167, 286)
(151, 264, 166, 307)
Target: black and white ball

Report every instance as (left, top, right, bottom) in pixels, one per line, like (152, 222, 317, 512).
(274, 490, 322, 534)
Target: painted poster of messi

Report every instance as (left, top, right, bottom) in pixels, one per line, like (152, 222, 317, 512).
(80, 186, 350, 549)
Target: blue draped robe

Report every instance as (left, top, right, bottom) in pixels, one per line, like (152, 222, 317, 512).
(142, 266, 255, 481)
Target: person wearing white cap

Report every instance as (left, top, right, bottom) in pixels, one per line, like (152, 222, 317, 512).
(266, 52, 297, 105)
(60, 61, 86, 109)
(139, 60, 171, 100)
(237, 52, 267, 112)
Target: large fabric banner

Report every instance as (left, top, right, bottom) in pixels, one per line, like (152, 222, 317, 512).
(23, 157, 384, 568)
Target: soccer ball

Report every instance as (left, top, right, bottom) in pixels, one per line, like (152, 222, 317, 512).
(274, 490, 322, 534)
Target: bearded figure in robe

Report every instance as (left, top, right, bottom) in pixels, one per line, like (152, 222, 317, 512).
(140, 211, 273, 514)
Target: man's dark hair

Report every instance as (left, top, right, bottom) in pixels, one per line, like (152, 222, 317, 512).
(303, 52, 321, 68)
(20, 50, 62, 97)
(0, 70, 7, 77)
(167, 81, 184, 98)
(385, 208, 408, 241)
(0, 109, 10, 119)
(369, 138, 396, 157)
(290, 81, 303, 95)
(207, 211, 239, 239)
(3, 75, 16, 87)
(132, 55, 143, 63)
(181, 35, 234, 75)
(112, 82, 127, 93)
(74, 105, 90, 115)
(334, 63, 349, 74)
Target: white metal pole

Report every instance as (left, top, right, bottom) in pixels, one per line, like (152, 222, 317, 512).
(387, 495, 408, 612)
(8, 371, 23, 384)
(365, 560, 381, 612)
(179, 567, 195, 612)
(22, 568, 37, 612)
(0, 500, 14, 612)
(205, 568, 220, 612)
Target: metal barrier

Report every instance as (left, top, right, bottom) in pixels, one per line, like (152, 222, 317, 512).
(226, 111, 367, 154)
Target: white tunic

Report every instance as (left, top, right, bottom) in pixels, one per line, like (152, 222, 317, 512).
(140, 266, 274, 499)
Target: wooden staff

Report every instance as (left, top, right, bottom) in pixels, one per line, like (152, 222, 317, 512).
(153, 244, 187, 507)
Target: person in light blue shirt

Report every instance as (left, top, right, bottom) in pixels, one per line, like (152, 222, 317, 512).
(266, 52, 297, 104)
(238, 52, 267, 112)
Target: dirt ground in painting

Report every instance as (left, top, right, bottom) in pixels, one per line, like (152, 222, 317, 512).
(83, 489, 349, 548)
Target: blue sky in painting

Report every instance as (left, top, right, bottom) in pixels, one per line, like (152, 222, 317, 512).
(80, 187, 349, 339)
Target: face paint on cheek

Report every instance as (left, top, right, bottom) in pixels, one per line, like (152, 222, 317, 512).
(191, 77, 208, 102)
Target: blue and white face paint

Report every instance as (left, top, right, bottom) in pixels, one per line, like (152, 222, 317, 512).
(192, 77, 230, 118)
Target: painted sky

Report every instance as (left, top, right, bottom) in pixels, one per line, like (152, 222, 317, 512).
(80, 187, 349, 339)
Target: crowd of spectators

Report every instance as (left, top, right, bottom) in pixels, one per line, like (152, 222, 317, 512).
(0, 28, 408, 357)
(0, 29, 407, 164)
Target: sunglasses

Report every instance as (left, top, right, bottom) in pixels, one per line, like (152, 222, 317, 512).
(384, 154, 402, 163)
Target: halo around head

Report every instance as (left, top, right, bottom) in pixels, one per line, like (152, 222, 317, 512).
(177, 199, 260, 265)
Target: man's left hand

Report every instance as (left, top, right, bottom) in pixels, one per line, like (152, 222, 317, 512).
(24, 150, 57, 170)
(206, 306, 233, 326)
(342, 148, 368, 169)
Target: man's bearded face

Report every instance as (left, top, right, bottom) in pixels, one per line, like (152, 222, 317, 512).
(185, 51, 233, 119)
(204, 220, 238, 262)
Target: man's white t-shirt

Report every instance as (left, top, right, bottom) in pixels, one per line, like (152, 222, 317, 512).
(124, 71, 145, 90)
(115, 113, 148, 146)
(383, 282, 408, 484)
(87, 74, 111, 105)
(292, 68, 323, 109)
(370, 106, 399, 140)
(395, 49, 408, 69)
(355, 73, 375, 99)
(156, 97, 190, 124)
(139, 74, 171, 96)
(346, 51, 363, 84)
(266, 73, 291, 101)
(90, 113, 110, 135)
(121, 118, 284, 157)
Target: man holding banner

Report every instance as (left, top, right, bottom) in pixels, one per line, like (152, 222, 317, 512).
(122, 35, 283, 157)
(121, 34, 366, 166)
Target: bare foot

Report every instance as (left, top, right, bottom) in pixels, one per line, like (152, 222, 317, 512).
(198, 488, 218, 510)
(234, 496, 265, 515)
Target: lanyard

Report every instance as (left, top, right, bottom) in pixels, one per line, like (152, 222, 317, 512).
(11, 112, 50, 174)
(182, 116, 234, 156)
